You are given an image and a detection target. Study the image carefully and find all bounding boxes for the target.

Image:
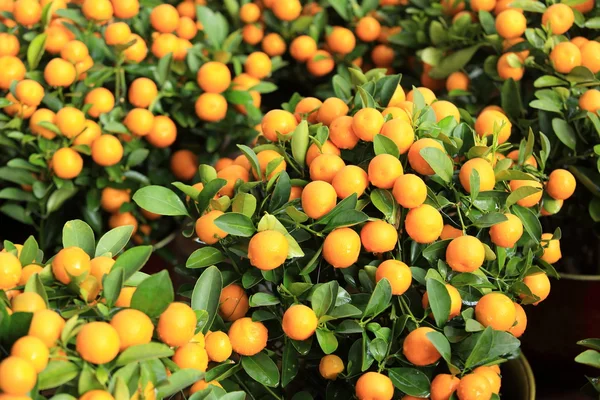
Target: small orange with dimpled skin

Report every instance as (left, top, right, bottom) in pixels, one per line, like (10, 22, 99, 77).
(546, 169, 576, 200)
(475, 292, 516, 331)
(248, 230, 289, 271)
(368, 154, 403, 189)
(323, 228, 361, 268)
(360, 220, 398, 253)
(405, 204, 443, 244)
(355, 372, 394, 400)
(393, 174, 427, 209)
(403, 327, 442, 366)
(282, 304, 318, 340)
(446, 235, 486, 272)
(302, 181, 337, 219)
(375, 259, 412, 295)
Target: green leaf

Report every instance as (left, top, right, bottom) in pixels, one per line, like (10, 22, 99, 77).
(196, 179, 227, 214)
(196, 6, 228, 48)
(363, 278, 392, 318)
(501, 79, 522, 120)
(0, 203, 33, 225)
(156, 369, 204, 399)
(133, 186, 189, 217)
(127, 149, 149, 168)
(373, 135, 400, 157)
(63, 220, 95, 257)
(378, 74, 402, 107)
(237, 145, 261, 180)
(102, 267, 124, 308)
(232, 193, 257, 217)
(112, 246, 153, 280)
(291, 120, 310, 166)
(131, 270, 174, 317)
(199, 164, 218, 185)
(370, 189, 395, 221)
(38, 361, 79, 390)
(47, 186, 78, 213)
(241, 353, 280, 387)
(469, 169, 480, 200)
(316, 194, 357, 226)
(0, 187, 35, 202)
(551, 118, 576, 150)
(584, 16, 600, 29)
(420, 148, 453, 183)
(327, 0, 349, 20)
(115, 343, 174, 367)
(20, 236, 39, 266)
(575, 349, 600, 368)
(270, 171, 291, 212)
(78, 363, 103, 395)
(506, 186, 541, 208)
(512, 205, 542, 243)
(191, 266, 223, 334)
(429, 45, 481, 79)
(369, 337, 387, 362)
(249, 293, 280, 307)
(426, 278, 450, 327)
(214, 213, 255, 237)
(282, 343, 299, 388)
(495, 169, 537, 181)
(316, 329, 338, 354)
(311, 281, 339, 318)
(578, 339, 600, 352)
(464, 327, 494, 368)
(324, 210, 368, 231)
(0, 167, 36, 185)
(186, 247, 226, 269)
(156, 52, 173, 86)
(95, 226, 133, 257)
(426, 331, 452, 364)
(473, 213, 508, 228)
(534, 75, 567, 88)
(332, 75, 352, 101)
(388, 368, 431, 397)
(27, 33, 47, 70)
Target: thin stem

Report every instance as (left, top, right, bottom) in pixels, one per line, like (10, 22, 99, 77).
(454, 194, 467, 232)
(278, 218, 323, 237)
(262, 384, 283, 400)
(234, 375, 256, 400)
(399, 295, 417, 324)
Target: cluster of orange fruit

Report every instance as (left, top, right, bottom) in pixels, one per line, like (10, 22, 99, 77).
(0, 0, 277, 247)
(135, 81, 575, 399)
(0, 240, 262, 398)
(237, 0, 400, 77)
(434, 0, 600, 114)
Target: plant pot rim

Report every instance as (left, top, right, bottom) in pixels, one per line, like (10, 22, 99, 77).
(559, 272, 600, 281)
(515, 353, 536, 400)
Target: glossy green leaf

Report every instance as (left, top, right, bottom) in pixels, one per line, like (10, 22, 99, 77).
(186, 247, 226, 269)
(426, 278, 450, 327)
(191, 266, 223, 333)
(133, 186, 189, 217)
(363, 278, 392, 318)
(63, 220, 95, 257)
(388, 368, 430, 397)
(131, 270, 174, 317)
(115, 343, 174, 366)
(214, 212, 255, 237)
(241, 352, 280, 387)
